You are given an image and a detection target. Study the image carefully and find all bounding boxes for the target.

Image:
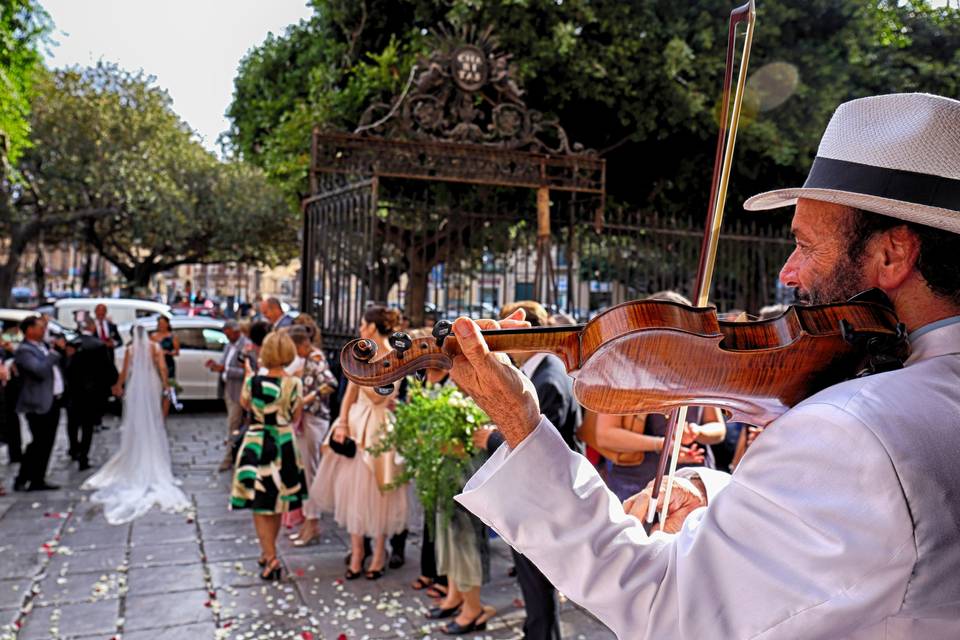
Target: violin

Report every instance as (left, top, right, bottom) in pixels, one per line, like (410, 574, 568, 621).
(340, 289, 908, 427)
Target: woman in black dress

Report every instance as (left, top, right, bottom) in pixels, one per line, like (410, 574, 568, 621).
(151, 315, 179, 416)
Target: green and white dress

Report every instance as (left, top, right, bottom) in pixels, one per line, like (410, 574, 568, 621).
(230, 375, 306, 514)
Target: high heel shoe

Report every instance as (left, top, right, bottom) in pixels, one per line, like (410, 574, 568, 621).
(344, 568, 363, 580)
(257, 557, 268, 568)
(365, 565, 385, 580)
(293, 534, 321, 548)
(260, 558, 282, 581)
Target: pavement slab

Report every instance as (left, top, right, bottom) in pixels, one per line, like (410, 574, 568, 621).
(0, 410, 614, 640)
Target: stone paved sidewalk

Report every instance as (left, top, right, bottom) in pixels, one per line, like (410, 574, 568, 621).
(0, 410, 614, 640)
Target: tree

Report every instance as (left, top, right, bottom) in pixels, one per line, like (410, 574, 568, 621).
(0, 0, 49, 167)
(0, 63, 296, 304)
(229, 0, 960, 207)
(227, 0, 959, 320)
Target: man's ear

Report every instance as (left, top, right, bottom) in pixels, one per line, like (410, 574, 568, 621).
(872, 226, 921, 291)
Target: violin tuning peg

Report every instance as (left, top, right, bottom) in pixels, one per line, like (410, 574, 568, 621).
(432, 320, 453, 347)
(352, 339, 377, 362)
(389, 331, 413, 357)
(374, 383, 395, 396)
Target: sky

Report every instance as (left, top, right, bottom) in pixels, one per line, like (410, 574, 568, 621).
(40, 0, 314, 155)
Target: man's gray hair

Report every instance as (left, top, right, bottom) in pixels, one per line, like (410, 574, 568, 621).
(223, 320, 240, 331)
(264, 296, 282, 309)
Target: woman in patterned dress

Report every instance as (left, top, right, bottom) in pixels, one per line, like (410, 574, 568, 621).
(230, 331, 306, 580)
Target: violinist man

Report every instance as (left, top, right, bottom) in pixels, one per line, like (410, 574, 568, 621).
(450, 93, 960, 638)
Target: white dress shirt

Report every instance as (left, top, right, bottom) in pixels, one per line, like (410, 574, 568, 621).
(30, 340, 64, 397)
(457, 319, 960, 639)
(519, 352, 548, 378)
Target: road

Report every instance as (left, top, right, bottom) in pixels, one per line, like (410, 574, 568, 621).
(0, 409, 615, 639)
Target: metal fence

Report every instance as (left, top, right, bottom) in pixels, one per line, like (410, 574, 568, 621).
(301, 173, 793, 352)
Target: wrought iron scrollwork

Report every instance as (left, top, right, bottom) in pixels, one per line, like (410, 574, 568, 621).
(356, 25, 587, 156)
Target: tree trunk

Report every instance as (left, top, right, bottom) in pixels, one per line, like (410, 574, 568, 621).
(33, 249, 46, 302)
(404, 253, 430, 328)
(0, 254, 21, 308)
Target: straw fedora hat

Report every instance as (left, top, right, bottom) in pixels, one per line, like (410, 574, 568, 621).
(744, 93, 960, 234)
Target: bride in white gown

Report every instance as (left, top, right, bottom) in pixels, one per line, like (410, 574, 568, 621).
(82, 322, 190, 524)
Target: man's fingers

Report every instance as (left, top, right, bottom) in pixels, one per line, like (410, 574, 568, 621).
(474, 318, 502, 331)
(453, 317, 490, 367)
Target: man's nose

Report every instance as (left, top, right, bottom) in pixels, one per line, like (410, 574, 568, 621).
(779, 249, 800, 288)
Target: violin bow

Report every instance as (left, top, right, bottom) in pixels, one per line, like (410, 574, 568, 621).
(646, 0, 757, 526)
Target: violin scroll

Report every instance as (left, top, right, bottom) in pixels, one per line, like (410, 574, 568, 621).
(352, 338, 377, 362)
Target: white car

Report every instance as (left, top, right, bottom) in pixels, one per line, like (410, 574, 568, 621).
(55, 298, 171, 328)
(116, 317, 230, 400)
(0, 308, 78, 345)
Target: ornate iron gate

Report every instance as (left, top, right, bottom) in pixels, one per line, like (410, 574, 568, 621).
(301, 26, 793, 353)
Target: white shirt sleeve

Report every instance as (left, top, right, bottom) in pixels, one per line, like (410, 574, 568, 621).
(456, 405, 915, 639)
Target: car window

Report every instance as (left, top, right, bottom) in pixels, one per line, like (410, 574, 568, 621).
(203, 329, 228, 352)
(173, 328, 209, 350)
(135, 309, 156, 318)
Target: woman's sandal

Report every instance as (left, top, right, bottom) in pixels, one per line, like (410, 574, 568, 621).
(259, 558, 282, 581)
(410, 576, 433, 591)
(365, 566, 385, 580)
(425, 600, 463, 620)
(441, 607, 494, 635)
(426, 583, 448, 599)
(344, 568, 363, 580)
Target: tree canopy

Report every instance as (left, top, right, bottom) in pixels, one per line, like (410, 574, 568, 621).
(0, 63, 296, 303)
(0, 0, 49, 167)
(227, 0, 960, 217)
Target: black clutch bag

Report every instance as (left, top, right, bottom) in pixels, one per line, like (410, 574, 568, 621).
(329, 436, 357, 458)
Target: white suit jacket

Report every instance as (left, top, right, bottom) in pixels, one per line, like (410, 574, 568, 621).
(457, 320, 960, 639)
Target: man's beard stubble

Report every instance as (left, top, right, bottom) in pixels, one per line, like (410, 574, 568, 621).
(793, 251, 867, 306)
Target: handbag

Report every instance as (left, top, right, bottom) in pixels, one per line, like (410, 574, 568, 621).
(329, 435, 357, 458)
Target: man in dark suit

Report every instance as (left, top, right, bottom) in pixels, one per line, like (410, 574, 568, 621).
(91, 304, 122, 425)
(0, 323, 22, 464)
(66, 318, 118, 470)
(260, 297, 293, 330)
(92, 304, 122, 352)
(13, 315, 66, 491)
(474, 300, 581, 640)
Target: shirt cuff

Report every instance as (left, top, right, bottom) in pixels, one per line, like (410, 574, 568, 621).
(675, 466, 732, 504)
(457, 415, 560, 542)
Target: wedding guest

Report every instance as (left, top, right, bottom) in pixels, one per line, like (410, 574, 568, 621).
(311, 305, 407, 581)
(292, 313, 324, 348)
(0, 324, 21, 465)
(260, 297, 293, 330)
(288, 329, 336, 546)
(584, 407, 725, 502)
(13, 315, 66, 492)
(93, 304, 122, 353)
(206, 320, 249, 472)
(151, 315, 179, 416)
(423, 370, 495, 635)
(230, 331, 306, 581)
(66, 318, 118, 470)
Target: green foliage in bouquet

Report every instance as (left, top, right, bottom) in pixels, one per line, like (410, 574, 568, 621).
(369, 378, 488, 530)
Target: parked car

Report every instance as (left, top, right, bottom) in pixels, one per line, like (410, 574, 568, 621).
(54, 298, 171, 329)
(115, 317, 228, 401)
(0, 308, 78, 346)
